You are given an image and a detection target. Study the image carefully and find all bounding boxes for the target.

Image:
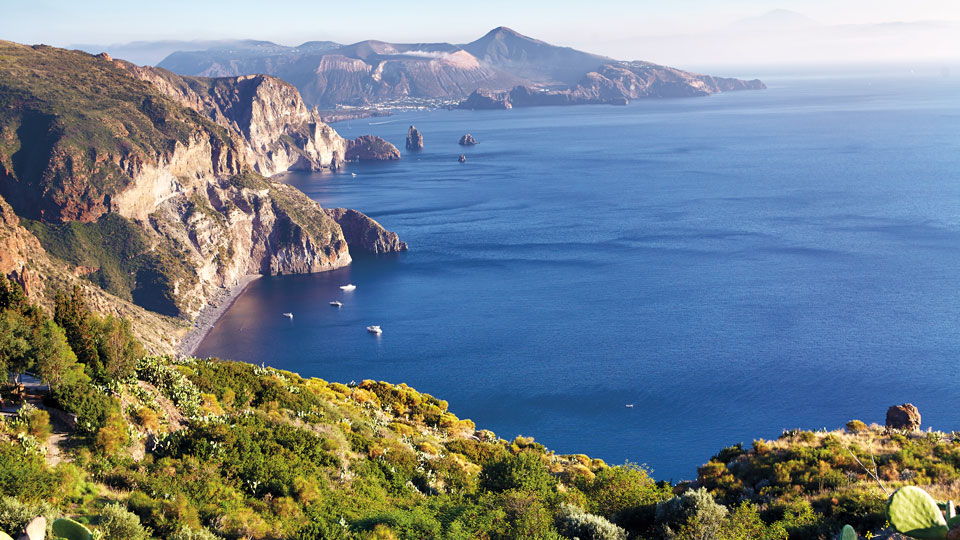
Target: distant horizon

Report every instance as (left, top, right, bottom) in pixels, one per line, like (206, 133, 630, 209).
(3, 1, 960, 67)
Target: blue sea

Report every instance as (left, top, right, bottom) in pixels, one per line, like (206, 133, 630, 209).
(196, 66, 960, 480)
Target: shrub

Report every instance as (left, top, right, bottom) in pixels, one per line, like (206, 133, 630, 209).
(95, 413, 130, 455)
(217, 506, 270, 540)
(655, 487, 728, 538)
(555, 503, 627, 540)
(52, 381, 117, 433)
(846, 420, 868, 433)
(479, 452, 555, 499)
(0, 497, 55, 537)
(0, 442, 59, 502)
(576, 463, 669, 518)
(134, 408, 160, 433)
(98, 503, 152, 540)
(12, 404, 52, 439)
(169, 525, 221, 540)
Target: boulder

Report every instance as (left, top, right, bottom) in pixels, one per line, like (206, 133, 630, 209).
(405, 125, 424, 151)
(18, 516, 46, 540)
(458, 154, 467, 163)
(459, 134, 478, 146)
(886, 404, 921, 430)
(345, 136, 401, 161)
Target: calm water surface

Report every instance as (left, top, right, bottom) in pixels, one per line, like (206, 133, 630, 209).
(197, 68, 960, 480)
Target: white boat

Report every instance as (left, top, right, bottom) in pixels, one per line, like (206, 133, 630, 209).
(330, 301, 343, 307)
(351, 173, 357, 177)
(625, 404, 634, 408)
(282, 312, 294, 319)
(340, 284, 356, 291)
(366, 325, 382, 335)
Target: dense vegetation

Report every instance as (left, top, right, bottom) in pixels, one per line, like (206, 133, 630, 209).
(0, 274, 957, 539)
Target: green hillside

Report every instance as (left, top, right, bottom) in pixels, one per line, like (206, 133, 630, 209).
(3, 275, 960, 540)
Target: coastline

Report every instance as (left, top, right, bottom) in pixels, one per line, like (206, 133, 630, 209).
(176, 274, 262, 358)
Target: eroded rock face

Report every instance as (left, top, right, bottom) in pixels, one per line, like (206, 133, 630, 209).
(117, 63, 347, 175)
(406, 126, 424, 151)
(346, 136, 401, 161)
(0, 194, 43, 297)
(322, 208, 408, 254)
(886, 404, 921, 430)
(459, 134, 478, 145)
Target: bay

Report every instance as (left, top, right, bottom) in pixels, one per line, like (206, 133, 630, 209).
(197, 67, 960, 480)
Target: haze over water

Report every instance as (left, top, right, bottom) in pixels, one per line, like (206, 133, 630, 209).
(197, 67, 960, 480)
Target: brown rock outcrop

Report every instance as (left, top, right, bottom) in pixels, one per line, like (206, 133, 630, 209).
(459, 134, 478, 145)
(886, 404, 921, 430)
(406, 126, 424, 151)
(346, 136, 401, 161)
(322, 208, 408, 254)
(0, 194, 43, 297)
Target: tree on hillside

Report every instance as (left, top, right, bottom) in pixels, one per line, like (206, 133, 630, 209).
(94, 315, 143, 381)
(0, 309, 33, 382)
(0, 275, 28, 311)
(55, 285, 102, 377)
(34, 319, 85, 390)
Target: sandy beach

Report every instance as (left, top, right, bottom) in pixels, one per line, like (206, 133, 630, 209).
(176, 274, 262, 358)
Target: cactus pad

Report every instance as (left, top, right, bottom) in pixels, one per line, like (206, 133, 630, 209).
(888, 486, 949, 539)
(52, 518, 93, 540)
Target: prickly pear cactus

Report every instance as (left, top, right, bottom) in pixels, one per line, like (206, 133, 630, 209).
(841, 524, 857, 540)
(52, 517, 93, 540)
(888, 486, 950, 539)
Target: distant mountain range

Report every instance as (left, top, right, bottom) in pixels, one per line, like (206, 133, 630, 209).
(614, 9, 960, 67)
(136, 27, 763, 108)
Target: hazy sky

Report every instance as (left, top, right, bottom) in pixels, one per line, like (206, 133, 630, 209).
(2, 0, 959, 65)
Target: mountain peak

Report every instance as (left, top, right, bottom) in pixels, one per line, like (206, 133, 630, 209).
(488, 26, 521, 37)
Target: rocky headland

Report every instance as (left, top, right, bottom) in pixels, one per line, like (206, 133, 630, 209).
(322, 208, 409, 254)
(459, 63, 766, 109)
(0, 40, 405, 353)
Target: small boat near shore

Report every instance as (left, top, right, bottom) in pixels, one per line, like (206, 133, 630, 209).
(340, 284, 356, 291)
(330, 301, 343, 307)
(282, 312, 293, 319)
(366, 325, 382, 335)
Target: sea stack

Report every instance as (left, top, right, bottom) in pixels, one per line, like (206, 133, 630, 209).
(459, 134, 478, 146)
(406, 125, 424, 151)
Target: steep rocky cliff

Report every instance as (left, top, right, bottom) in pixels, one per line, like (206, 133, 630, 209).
(0, 41, 399, 337)
(115, 62, 346, 176)
(323, 208, 408, 254)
